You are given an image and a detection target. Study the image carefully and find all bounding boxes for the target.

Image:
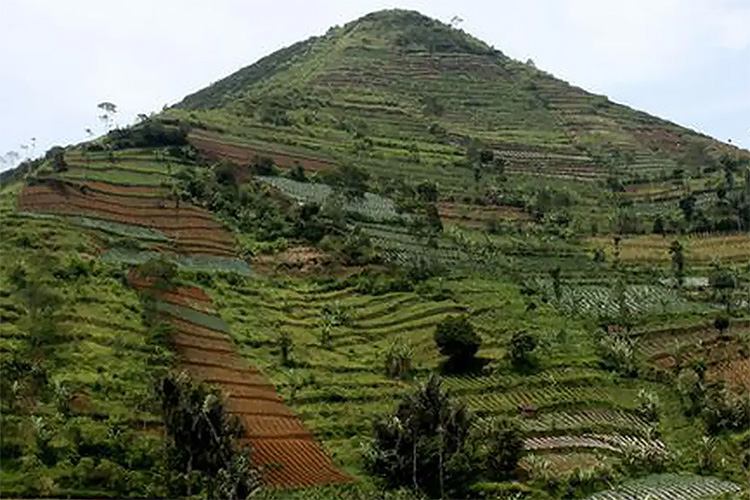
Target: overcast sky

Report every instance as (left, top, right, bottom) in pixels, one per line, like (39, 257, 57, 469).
(1, 0, 748, 170)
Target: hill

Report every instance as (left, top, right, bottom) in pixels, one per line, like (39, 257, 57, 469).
(1, 8, 748, 500)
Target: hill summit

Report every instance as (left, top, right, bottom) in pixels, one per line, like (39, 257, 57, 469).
(172, 8, 744, 194)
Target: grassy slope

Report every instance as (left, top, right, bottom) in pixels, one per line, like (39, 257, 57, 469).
(0, 183, 170, 498)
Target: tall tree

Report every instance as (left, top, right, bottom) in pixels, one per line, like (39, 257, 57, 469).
(97, 101, 118, 132)
(669, 240, 685, 288)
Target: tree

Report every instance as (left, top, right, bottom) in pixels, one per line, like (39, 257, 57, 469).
(653, 215, 666, 236)
(50, 149, 67, 172)
(434, 316, 480, 368)
(710, 268, 736, 311)
(508, 330, 537, 370)
(669, 240, 685, 287)
(160, 372, 260, 498)
(550, 266, 562, 302)
(482, 418, 524, 480)
(97, 101, 118, 132)
(326, 164, 370, 199)
(279, 331, 293, 366)
(679, 194, 697, 224)
(364, 375, 477, 498)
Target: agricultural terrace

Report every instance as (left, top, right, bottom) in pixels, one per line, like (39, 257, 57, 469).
(0, 185, 170, 497)
(199, 274, 697, 481)
(586, 233, 750, 264)
(130, 276, 349, 488)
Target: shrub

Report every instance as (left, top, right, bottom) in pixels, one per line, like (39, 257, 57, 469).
(364, 376, 477, 498)
(481, 418, 524, 480)
(384, 340, 413, 379)
(599, 332, 637, 377)
(508, 330, 538, 371)
(702, 386, 750, 434)
(434, 316, 480, 368)
(714, 315, 730, 335)
(136, 255, 178, 291)
(251, 155, 277, 176)
(636, 389, 660, 423)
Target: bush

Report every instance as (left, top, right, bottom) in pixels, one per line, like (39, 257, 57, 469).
(481, 418, 524, 480)
(384, 340, 413, 379)
(508, 330, 538, 370)
(136, 255, 178, 291)
(434, 316, 480, 368)
(364, 376, 478, 498)
(635, 389, 660, 423)
(599, 332, 637, 377)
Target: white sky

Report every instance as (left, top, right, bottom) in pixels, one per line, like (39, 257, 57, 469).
(1, 0, 748, 170)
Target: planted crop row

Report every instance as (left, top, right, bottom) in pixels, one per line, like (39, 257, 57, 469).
(524, 433, 664, 454)
(257, 176, 405, 222)
(584, 473, 740, 500)
(519, 409, 650, 435)
(462, 385, 628, 413)
(102, 248, 252, 276)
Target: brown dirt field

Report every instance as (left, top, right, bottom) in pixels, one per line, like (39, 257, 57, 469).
(172, 333, 235, 353)
(253, 246, 332, 276)
(250, 438, 351, 488)
(189, 130, 335, 174)
(24, 183, 201, 212)
(439, 202, 530, 228)
(70, 180, 169, 197)
(709, 358, 750, 391)
(239, 415, 309, 439)
(169, 318, 232, 340)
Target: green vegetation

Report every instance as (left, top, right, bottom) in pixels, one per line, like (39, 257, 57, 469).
(2, 7, 749, 500)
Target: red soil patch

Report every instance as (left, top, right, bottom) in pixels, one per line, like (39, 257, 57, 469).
(141, 286, 350, 488)
(19, 183, 236, 253)
(189, 130, 335, 174)
(439, 202, 530, 228)
(709, 358, 750, 391)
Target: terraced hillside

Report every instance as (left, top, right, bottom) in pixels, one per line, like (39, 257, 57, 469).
(128, 274, 349, 487)
(1, 7, 748, 500)
(172, 10, 745, 190)
(3, 149, 351, 491)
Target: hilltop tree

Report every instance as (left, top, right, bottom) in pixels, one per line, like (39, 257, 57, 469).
(97, 101, 118, 132)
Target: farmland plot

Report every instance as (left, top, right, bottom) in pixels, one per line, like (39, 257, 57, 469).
(584, 473, 740, 500)
(257, 176, 405, 221)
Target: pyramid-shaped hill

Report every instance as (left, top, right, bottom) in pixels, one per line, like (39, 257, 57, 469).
(168, 9, 747, 194)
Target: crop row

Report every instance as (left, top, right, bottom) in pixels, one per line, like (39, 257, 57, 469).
(461, 385, 629, 413)
(584, 473, 740, 500)
(519, 409, 649, 435)
(257, 176, 404, 222)
(102, 248, 252, 276)
(17, 212, 170, 242)
(553, 284, 690, 316)
(524, 434, 664, 454)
